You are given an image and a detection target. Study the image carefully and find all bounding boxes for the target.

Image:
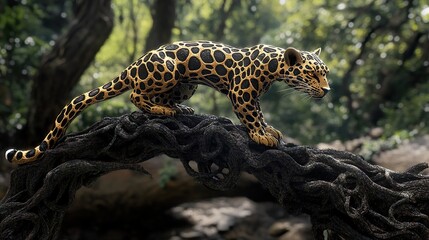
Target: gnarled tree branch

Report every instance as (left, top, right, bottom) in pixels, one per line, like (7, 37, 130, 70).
(1, 112, 428, 240)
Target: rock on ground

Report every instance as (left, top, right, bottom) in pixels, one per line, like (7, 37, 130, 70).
(374, 135, 429, 173)
(146, 197, 313, 240)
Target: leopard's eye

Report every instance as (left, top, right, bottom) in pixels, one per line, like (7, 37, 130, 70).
(308, 71, 315, 77)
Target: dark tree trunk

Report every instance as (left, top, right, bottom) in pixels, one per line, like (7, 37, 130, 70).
(25, 0, 114, 145)
(144, 0, 176, 52)
(213, 0, 240, 41)
(127, 0, 139, 63)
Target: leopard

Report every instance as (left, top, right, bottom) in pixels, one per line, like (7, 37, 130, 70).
(6, 40, 330, 164)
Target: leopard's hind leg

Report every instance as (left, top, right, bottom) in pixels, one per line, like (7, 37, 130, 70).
(165, 82, 197, 114)
(130, 54, 185, 116)
(130, 91, 177, 116)
(130, 82, 198, 116)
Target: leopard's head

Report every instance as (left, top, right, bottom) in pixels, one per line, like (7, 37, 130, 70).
(281, 47, 330, 98)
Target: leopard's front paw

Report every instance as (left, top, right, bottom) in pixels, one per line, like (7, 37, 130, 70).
(265, 125, 283, 140)
(249, 131, 279, 147)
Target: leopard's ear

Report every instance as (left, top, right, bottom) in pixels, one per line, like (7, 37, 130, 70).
(313, 48, 321, 56)
(284, 47, 303, 66)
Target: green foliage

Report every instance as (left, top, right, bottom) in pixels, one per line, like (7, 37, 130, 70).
(1, 3, 44, 133)
(381, 81, 429, 137)
(0, 1, 70, 136)
(158, 158, 178, 188)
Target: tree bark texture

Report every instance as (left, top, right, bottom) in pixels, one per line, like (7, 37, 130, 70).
(144, 0, 176, 52)
(1, 112, 428, 240)
(26, 0, 114, 144)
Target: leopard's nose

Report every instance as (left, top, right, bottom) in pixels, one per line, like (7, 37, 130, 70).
(322, 87, 330, 96)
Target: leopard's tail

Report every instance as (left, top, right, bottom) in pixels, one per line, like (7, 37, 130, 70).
(5, 74, 132, 164)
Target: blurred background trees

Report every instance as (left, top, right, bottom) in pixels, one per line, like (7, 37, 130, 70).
(1, 0, 428, 149)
